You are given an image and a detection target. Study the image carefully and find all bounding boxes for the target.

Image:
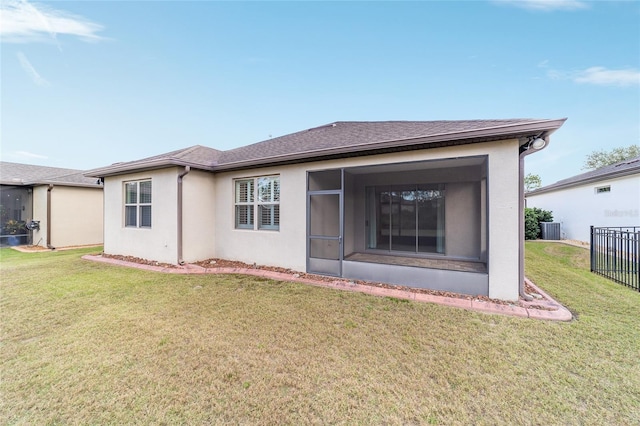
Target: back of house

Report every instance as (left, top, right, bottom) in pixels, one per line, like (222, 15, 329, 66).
(86, 118, 566, 301)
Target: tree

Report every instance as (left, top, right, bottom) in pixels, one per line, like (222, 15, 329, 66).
(583, 144, 640, 170)
(524, 173, 542, 192)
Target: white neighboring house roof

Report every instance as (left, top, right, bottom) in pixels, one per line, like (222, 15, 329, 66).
(0, 162, 102, 188)
(527, 156, 640, 196)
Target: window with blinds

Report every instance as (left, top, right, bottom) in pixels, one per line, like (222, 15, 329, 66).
(124, 180, 152, 228)
(235, 176, 280, 230)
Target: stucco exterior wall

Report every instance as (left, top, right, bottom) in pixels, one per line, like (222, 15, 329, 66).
(29, 185, 102, 248)
(214, 165, 308, 271)
(526, 174, 640, 242)
(98, 138, 522, 300)
(485, 140, 520, 300)
(103, 168, 178, 264)
(181, 169, 217, 263)
(213, 139, 522, 300)
(31, 186, 48, 246)
(49, 186, 103, 248)
(445, 182, 481, 259)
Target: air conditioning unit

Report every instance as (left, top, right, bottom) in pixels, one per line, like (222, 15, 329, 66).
(540, 222, 561, 240)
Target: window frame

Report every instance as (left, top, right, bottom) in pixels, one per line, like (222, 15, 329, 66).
(124, 179, 152, 229)
(234, 175, 280, 231)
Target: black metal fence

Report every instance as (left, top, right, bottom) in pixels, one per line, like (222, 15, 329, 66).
(590, 226, 639, 291)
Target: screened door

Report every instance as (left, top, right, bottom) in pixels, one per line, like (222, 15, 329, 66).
(307, 170, 343, 276)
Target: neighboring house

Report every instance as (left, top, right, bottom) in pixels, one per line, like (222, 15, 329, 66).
(86, 119, 566, 301)
(0, 162, 104, 249)
(526, 156, 640, 243)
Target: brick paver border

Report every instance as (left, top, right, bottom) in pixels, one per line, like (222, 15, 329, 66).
(82, 255, 573, 321)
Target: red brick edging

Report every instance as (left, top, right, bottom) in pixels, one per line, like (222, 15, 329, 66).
(82, 255, 573, 321)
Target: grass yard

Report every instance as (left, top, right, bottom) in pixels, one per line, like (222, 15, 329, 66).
(1, 243, 639, 424)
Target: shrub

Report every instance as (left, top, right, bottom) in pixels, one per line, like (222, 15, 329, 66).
(525, 207, 553, 240)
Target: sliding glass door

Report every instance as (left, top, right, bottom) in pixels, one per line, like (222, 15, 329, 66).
(366, 185, 445, 254)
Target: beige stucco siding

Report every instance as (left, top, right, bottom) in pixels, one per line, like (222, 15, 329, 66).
(214, 139, 521, 300)
(99, 138, 522, 300)
(486, 140, 520, 300)
(444, 182, 481, 259)
(103, 168, 178, 264)
(214, 165, 308, 270)
(30, 185, 103, 248)
(50, 186, 103, 248)
(31, 186, 48, 247)
(181, 169, 217, 263)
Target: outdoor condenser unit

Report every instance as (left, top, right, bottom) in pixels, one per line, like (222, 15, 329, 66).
(540, 222, 561, 240)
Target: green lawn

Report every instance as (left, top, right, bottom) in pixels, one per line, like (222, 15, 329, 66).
(1, 243, 639, 425)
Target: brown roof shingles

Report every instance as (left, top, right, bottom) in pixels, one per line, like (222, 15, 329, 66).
(0, 162, 99, 187)
(86, 118, 567, 177)
(219, 120, 542, 165)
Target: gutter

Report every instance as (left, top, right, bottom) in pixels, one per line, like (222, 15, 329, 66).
(177, 166, 191, 265)
(518, 135, 550, 300)
(46, 184, 55, 250)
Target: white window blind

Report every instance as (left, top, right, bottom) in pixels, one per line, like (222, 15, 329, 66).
(235, 176, 279, 230)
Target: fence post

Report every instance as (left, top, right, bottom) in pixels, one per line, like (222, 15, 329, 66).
(590, 225, 595, 273)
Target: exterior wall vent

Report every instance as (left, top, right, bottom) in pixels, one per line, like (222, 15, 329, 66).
(540, 222, 561, 240)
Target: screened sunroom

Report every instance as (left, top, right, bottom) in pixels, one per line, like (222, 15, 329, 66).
(307, 155, 489, 296)
(0, 185, 33, 247)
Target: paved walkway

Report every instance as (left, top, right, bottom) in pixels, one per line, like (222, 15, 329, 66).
(82, 255, 573, 321)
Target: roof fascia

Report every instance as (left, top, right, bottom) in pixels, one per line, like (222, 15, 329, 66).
(21, 180, 102, 188)
(215, 118, 567, 171)
(0, 180, 101, 188)
(526, 168, 640, 196)
(84, 159, 215, 178)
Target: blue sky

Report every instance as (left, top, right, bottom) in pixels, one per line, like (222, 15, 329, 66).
(1, 0, 639, 186)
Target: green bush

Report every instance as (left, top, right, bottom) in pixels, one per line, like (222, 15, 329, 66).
(525, 207, 553, 240)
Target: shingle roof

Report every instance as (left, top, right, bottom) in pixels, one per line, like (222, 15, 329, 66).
(85, 145, 222, 177)
(526, 156, 640, 196)
(86, 118, 567, 177)
(0, 162, 100, 187)
(219, 119, 544, 167)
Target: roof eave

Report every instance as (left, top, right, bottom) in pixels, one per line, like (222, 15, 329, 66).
(526, 167, 640, 196)
(215, 118, 568, 171)
(31, 181, 103, 188)
(0, 179, 100, 188)
(84, 159, 216, 178)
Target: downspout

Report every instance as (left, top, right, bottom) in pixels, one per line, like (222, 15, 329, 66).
(518, 135, 548, 299)
(177, 166, 191, 265)
(46, 184, 55, 250)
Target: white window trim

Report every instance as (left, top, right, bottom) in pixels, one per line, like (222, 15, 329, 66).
(124, 179, 152, 228)
(234, 175, 280, 231)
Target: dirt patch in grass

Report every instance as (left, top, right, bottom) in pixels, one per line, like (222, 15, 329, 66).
(101, 253, 178, 269)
